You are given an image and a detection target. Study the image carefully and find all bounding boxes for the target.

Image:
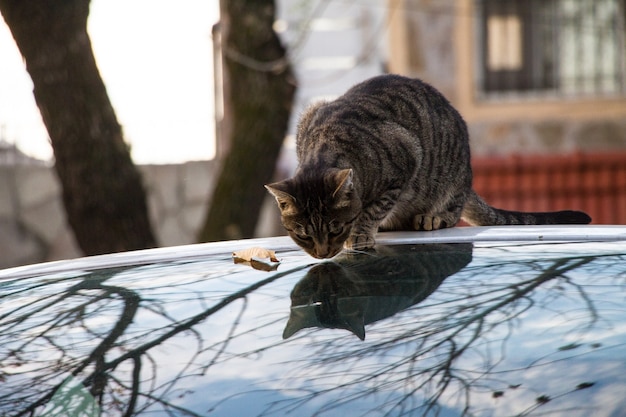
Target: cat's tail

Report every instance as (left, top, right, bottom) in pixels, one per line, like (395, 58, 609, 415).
(461, 190, 591, 226)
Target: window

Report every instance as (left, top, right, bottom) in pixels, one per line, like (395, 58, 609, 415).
(478, 0, 626, 97)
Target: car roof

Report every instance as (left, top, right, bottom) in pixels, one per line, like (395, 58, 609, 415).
(1, 225, 625, 280)
(2, 225, 626, 416)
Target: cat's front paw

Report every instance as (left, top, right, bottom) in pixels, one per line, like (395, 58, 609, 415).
(345, 233, 376, 250)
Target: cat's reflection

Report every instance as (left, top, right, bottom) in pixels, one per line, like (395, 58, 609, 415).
(284, 243, 473, 340)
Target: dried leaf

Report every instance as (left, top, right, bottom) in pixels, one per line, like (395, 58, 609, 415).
(233, 247, 280, 271)
(233, 247, 279, 263)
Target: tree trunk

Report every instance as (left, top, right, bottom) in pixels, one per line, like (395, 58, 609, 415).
(198, 0, 296, 242)
(0, 0, 157, 255)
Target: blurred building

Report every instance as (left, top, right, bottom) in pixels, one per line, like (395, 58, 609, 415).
(275, 0, 389, 173)
(389, 0, 626, 223)
(276, 0, 388, 131)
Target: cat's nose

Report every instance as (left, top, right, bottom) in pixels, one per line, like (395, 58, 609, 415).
(315, 246, 332, 258)
(315, 249, 329, 258)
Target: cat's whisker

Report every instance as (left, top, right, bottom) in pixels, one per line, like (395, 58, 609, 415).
(341, 248, 377, 257)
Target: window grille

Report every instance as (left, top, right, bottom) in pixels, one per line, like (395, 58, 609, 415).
(477, 0, 626, 97)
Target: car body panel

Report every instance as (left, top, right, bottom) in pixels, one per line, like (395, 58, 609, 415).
(1, 226, 626, 416)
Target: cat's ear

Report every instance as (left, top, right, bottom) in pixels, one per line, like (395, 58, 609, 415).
(337, 298, 366, 340)
(282, 306, 319, 339)
(331, 169, 354, 207)
(265, 181, 298, 215)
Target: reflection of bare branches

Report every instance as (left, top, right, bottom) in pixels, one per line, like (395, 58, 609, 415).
(9, 273, 141, 416)
(1, 246, 625, 417)
(408, 257, 596, 416)
(267, 251, 621, 417)
(1, 262, 310, 416)
(202, 297, 248, 373)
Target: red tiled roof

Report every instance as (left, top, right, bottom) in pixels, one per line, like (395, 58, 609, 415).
(471, 152, 626, 225)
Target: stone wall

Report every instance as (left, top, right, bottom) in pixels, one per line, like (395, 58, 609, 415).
(0, 161, 283, 269)
(141, 162, 216, 248)
(0, 164, 72, 268)
(468, 117, 626, 157)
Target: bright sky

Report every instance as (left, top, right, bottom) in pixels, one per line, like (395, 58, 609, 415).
(0, 0, 219, 164)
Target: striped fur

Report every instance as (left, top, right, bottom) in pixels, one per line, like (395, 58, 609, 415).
(266, 75, 590, 258)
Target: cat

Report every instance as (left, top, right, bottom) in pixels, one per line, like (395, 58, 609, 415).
(283, 243, 473, 340)
(266, 74, 591, 259)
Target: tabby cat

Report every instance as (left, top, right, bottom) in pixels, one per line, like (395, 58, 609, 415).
(266, 74, 591, 259)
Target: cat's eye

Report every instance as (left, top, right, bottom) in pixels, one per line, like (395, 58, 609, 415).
(295, 233, 311, 241)
(291, 226, 311, 241)
(328, 226, 345, 237)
